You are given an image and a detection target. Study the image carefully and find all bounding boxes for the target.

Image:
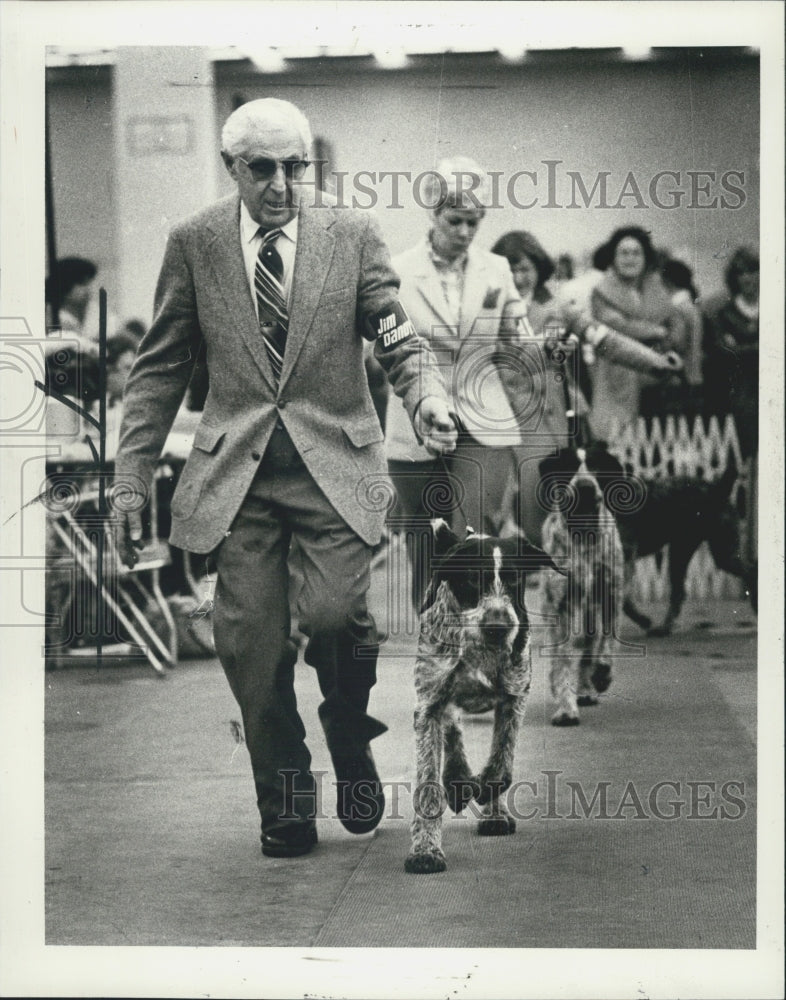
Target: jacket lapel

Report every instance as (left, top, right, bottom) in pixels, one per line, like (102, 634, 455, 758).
(458, 248, 490, 341)
(204, 197, 278, 393)
(279, 204, 336, 390)
(411, 241, 457, 334)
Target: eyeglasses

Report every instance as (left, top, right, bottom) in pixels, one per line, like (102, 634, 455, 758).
(235, 155, 309, 182)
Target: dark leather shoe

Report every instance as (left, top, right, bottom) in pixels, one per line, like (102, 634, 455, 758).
(261, 824, 317, 858)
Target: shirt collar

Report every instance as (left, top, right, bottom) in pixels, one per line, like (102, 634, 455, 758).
(240, 200, 299, 244)
(426, 232, 468, 272)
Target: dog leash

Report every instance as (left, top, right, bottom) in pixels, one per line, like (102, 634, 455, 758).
(435, 450, 475, 536)
(432, 412, 475, 536)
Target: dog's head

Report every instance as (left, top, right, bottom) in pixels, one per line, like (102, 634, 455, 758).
(423, 519, 561, 650)
(539, 443, 628, 525)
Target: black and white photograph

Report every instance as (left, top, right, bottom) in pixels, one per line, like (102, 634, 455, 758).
(0, 1, 783, 998)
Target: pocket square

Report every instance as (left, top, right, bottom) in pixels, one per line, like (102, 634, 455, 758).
(482, 287, 501, 309)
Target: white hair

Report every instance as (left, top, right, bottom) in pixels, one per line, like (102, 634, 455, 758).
(423, 156, 492, 212)
(221, 98, 312, 157)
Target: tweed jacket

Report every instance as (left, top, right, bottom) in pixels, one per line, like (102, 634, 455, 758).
(115, 194, 447, 550)
(384, 240, 523, 462)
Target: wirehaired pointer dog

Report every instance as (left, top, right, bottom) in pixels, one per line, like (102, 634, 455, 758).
(539, 446, 625, 727)
(580, 444, 754, 634)
(405, 519, 560, 875)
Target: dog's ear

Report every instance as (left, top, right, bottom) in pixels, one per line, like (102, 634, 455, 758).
(419, 579, 438, 614)
(430, 518, 461, 558)
(539, 447, 581, 482)
(585, 440, 625, 479)
(518, 538, 566, 576)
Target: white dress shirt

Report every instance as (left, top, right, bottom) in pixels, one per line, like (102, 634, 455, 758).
(240, 201, 299, 316)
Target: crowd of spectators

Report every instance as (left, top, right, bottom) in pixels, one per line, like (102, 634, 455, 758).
(44, 212, 759, 655)
(44, 232, 759, 460)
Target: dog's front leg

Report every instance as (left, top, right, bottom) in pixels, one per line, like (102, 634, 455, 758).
(442, 710, 479, 814)
(622, 543, 652, 631)
(551, 637, 582, 725)
(475, 692, 523, 835)
(650, 540, 698, 636)
(543, 563, 582, 725)
(577, 647, 601, 707)
(405, 701, 448, 874)
(589, 536, 624, 695)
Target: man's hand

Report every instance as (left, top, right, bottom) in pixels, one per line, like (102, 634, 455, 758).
(110, 478, 148, 569)
(416, 396, 458, 456)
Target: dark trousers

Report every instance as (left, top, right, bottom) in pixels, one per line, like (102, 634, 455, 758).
(212, 424, 379, 835)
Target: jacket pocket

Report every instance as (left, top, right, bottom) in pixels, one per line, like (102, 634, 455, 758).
(192, 422, 226, 454)
(171, 424, 225, 518)
(343, 416, 384, 448)
(321, 286, 353, 300)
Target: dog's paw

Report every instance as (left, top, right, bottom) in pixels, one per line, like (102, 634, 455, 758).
(577, 694, 599, 707)
(591, 662, 612, 693)
(477, 814, 516, 836)
(551, 710, 580, 727)
(647, 623, 672, 638)
(444, 777, 480, 814)
(405, 849, 447, 874)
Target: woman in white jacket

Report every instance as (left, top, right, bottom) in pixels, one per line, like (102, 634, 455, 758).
(384, 157, 524, 607)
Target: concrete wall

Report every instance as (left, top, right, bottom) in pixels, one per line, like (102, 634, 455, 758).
(47, 49, 759, 324)
(214, 53, 759, 295)
(113, 47, 218, 326)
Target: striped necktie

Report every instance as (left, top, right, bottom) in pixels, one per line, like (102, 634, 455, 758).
(254, 228, 288, 382)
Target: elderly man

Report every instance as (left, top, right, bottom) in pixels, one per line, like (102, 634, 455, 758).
(114, 99, 455, 858)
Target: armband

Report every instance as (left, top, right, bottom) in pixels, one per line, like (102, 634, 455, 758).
(364, 300, 416, 351)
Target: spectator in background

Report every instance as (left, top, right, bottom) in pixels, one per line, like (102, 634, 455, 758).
(490, 230, 589, 542)
(490, 230, 554, 317)
(106, 332, 139, 407)
(554, 244, 611, 406)
(702, 247, 759, 458)
(102, 332, 141, 454)
(588, 226, 687, 441)
(45, 256, 118, 352)
(639, 256, 704, 419)
(661, 258, 702, 385)
(116, 318, 147, 347)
